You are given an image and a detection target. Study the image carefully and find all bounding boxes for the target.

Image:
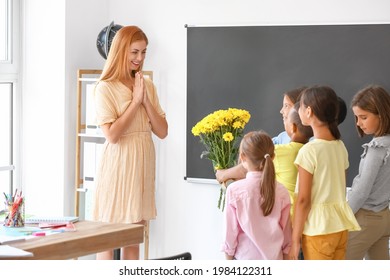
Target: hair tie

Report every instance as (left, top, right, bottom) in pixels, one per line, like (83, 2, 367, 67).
(264, 154, 270, 159)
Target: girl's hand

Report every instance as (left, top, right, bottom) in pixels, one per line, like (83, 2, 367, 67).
(288, 242, 301, 260)
(133, 72, 144, 104)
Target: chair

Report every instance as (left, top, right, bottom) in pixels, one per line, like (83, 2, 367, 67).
(151, 252, 192, 260)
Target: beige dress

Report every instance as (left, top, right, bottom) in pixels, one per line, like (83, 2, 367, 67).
(92, 78, 165, 223)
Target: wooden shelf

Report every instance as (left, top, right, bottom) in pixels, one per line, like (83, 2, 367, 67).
(75, 69, 102, 217)
(78, 133, 105, 138)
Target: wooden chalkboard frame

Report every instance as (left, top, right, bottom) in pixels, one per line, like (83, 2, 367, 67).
(186, 24, 390, 186)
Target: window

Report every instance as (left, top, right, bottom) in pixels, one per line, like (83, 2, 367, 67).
(0, 0, 11, 62)
(0, 83, 14, 196)
(0, 0, 18, 199)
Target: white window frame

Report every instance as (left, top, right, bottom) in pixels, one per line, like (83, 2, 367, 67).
(0, 0, 19, 74)
(0, 0, 11, 62)
(0, 0, 20, 195)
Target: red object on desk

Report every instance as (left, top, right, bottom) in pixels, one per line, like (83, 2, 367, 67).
(38, 223, 68, 229)
(38, 222, 77, 232)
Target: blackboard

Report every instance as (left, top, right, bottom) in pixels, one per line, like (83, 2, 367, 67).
(186, 24, 390, 186)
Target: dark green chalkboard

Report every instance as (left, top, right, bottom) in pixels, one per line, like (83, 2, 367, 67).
(186, 24, 390, 186)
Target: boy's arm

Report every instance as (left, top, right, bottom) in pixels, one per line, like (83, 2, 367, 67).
(215, 163, 247, 183)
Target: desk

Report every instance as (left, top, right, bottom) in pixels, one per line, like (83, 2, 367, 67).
(1, 221, 144, 260)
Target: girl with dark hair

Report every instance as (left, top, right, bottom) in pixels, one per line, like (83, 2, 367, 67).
(289, 85, 360, 260)
(274, 103, 313, 215)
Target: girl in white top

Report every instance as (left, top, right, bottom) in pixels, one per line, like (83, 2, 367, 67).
(289, 86, 360, 260)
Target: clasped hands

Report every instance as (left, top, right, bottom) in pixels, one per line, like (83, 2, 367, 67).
(133, 71, 149, 105)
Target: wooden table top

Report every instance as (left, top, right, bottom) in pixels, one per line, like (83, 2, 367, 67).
(2, 221, 144, 260)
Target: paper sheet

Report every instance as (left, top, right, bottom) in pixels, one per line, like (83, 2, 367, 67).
(0, 245, 33, 257)
(0, 235, 26, 244)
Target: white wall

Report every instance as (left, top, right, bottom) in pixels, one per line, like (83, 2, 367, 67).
(22, 0, 66, 215)
(22, 0, 390, 260)
(64, 0, 108, 214)
(22, 0, 107, 215)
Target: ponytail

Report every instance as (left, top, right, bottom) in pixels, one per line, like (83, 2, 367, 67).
(329, 119, 341, 140)
(240, 131, 276, 216)
(260, 153, 276, 216)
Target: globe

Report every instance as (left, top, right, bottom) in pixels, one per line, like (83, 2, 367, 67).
(96, 21, 123, 59)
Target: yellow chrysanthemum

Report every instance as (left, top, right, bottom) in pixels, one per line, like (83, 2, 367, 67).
(222, 132, 234, 142)
(232, 121, 242, 129)
(191, 107, 251, 211)
(213, 164, 221, 170)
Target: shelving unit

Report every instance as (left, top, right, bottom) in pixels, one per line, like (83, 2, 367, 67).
(75, 69, 103, 217)
(74, 69, 152, 259)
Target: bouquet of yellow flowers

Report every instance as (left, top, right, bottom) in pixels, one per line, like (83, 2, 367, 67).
(191, 108, 251, 210)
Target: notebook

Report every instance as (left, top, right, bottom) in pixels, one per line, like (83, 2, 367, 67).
(25, 216, 79, 224)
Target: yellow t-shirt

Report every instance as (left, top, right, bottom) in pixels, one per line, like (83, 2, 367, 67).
(294, 139, 360, 236)
(274, 142, 303, 204)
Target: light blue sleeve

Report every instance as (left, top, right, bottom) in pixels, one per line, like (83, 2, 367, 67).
(272, 131, 291, 145)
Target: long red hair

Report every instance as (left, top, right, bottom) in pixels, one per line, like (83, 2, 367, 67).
(100, 25, 148, 83)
